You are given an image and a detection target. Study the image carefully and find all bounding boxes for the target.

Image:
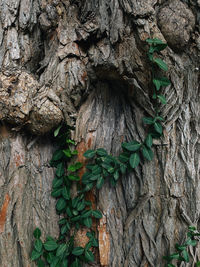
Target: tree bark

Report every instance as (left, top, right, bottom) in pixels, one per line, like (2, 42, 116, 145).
(0, 0, 200, 266)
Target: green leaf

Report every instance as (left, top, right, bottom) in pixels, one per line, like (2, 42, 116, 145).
(148, 52, 153, 61)
(92, 238, 98, 247)
(54, 125, 62, 137)
(196, 261, 200, 266)
(142, 146, 153, 161)
(56, 162, 65, 177)
(72, 209, 79, 216)
(85, 200, 92, 206)
(66, 207, 72, 217)
(46, 236, 55, 242)
(96, 176, 104, 189)
(146, 38, 165, 45)
(58, 218, 67, 225)
(153, 58, 168, 71)
(154, 122, 163, 134)
(67, 162, 83, 172)
(113, 170, 119, 181)
(122, 141, 141, 152)
(153, 44, 168, 52)
(175, 243, 187, 251)
(83, 183, 94, 192)
(71, 258, 80, 267)
(84, 217, 92, 228)
(71, 215, 81, 222)
(56, 198, 67, 211)
(68, 175, 80, 181)
(96, 148, 108, 156)
(120, 163, 127, 174)
(89, 174, 101, 181)
(83, 150, 96, 159)
(118, 152, 129, 163)
(182, 249, 189, 262)
(51, 150, 64, 162)
(44, 240, 58, 251)
(102, 155, 114, 164)
(153, 77, 170, 91)
(31, 250, 42, 261)
(143, 117, 154, 125)
(85, 242, 92, 251)
(107, 166, 115, 174)
(72, 197, 79, 208)
(166, 253, 180, 261)
(186, 238, 197, 246)
(66, 139, 75, 145)
(67, 164, 76, 172)
(86, 232, 93, 238)
(47, 252, 55, 263)
(82, 172, 91, 184)
(33, 228, 41, 239)
(145, 134, 153, 148)
(189, 226, 196, 231)
(34, 239, 43, 253)
(77, 201, 85, 211)
(63, 149, 71, 158)
(102, 169, 109, 177)
(51, 188, 63, 198)
(61, 223, 70, 235)
(153, 79, 161, 91)
(62, 186, 70, 200)
(86, 164, 95, 170)
(85, 250, 95, 262)
(101, 163, 114, 173)
(92, 210, 102, 219)
(37, 259, 45, 267)
(52, 178, 63, 189)
(168, 253, 180, 260)
(156, 116, 164, 121)
(129, 153, 140, 168)
(56, 244, 67, 257)
(158, 95, 167, 104)
(91, 165, 102, 175)
(81, 210, 92, 218)
(61, 259, 68, 267)
(167, 264, 175, 267)
(74, 162, 83, 170)
(72, 247, 84, 256)
(50, 257, 60, 267)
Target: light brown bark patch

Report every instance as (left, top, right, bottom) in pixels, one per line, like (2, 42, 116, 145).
(76, 139, 88, 179)
(76, 134, 93, 179)
(98, 215, 110, 266)
(14, 153, 24, 167)
(0, 193, 10, 233)
(74, 228, 90, 248)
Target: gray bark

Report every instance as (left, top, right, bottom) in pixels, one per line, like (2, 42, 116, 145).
(0, 0, 200, 266)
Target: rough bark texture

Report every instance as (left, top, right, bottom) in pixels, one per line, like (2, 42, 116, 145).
(0, 0, 200, 266)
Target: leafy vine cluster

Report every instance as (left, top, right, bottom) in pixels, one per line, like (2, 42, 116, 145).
(30, 39, 199, 267)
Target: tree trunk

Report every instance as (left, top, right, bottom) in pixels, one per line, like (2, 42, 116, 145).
(0, 0, 200, 266)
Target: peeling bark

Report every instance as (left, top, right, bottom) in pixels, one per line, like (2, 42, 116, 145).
(0, 0, 200, 266)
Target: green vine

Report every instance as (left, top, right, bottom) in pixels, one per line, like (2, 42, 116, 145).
(30, 38, 179, 267)
(163, 226, 200, 267)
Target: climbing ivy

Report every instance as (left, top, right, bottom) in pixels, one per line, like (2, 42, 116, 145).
(163, 226, 200, 267)
(31, 124, 100, 267)
(30, 38, 190, 267)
